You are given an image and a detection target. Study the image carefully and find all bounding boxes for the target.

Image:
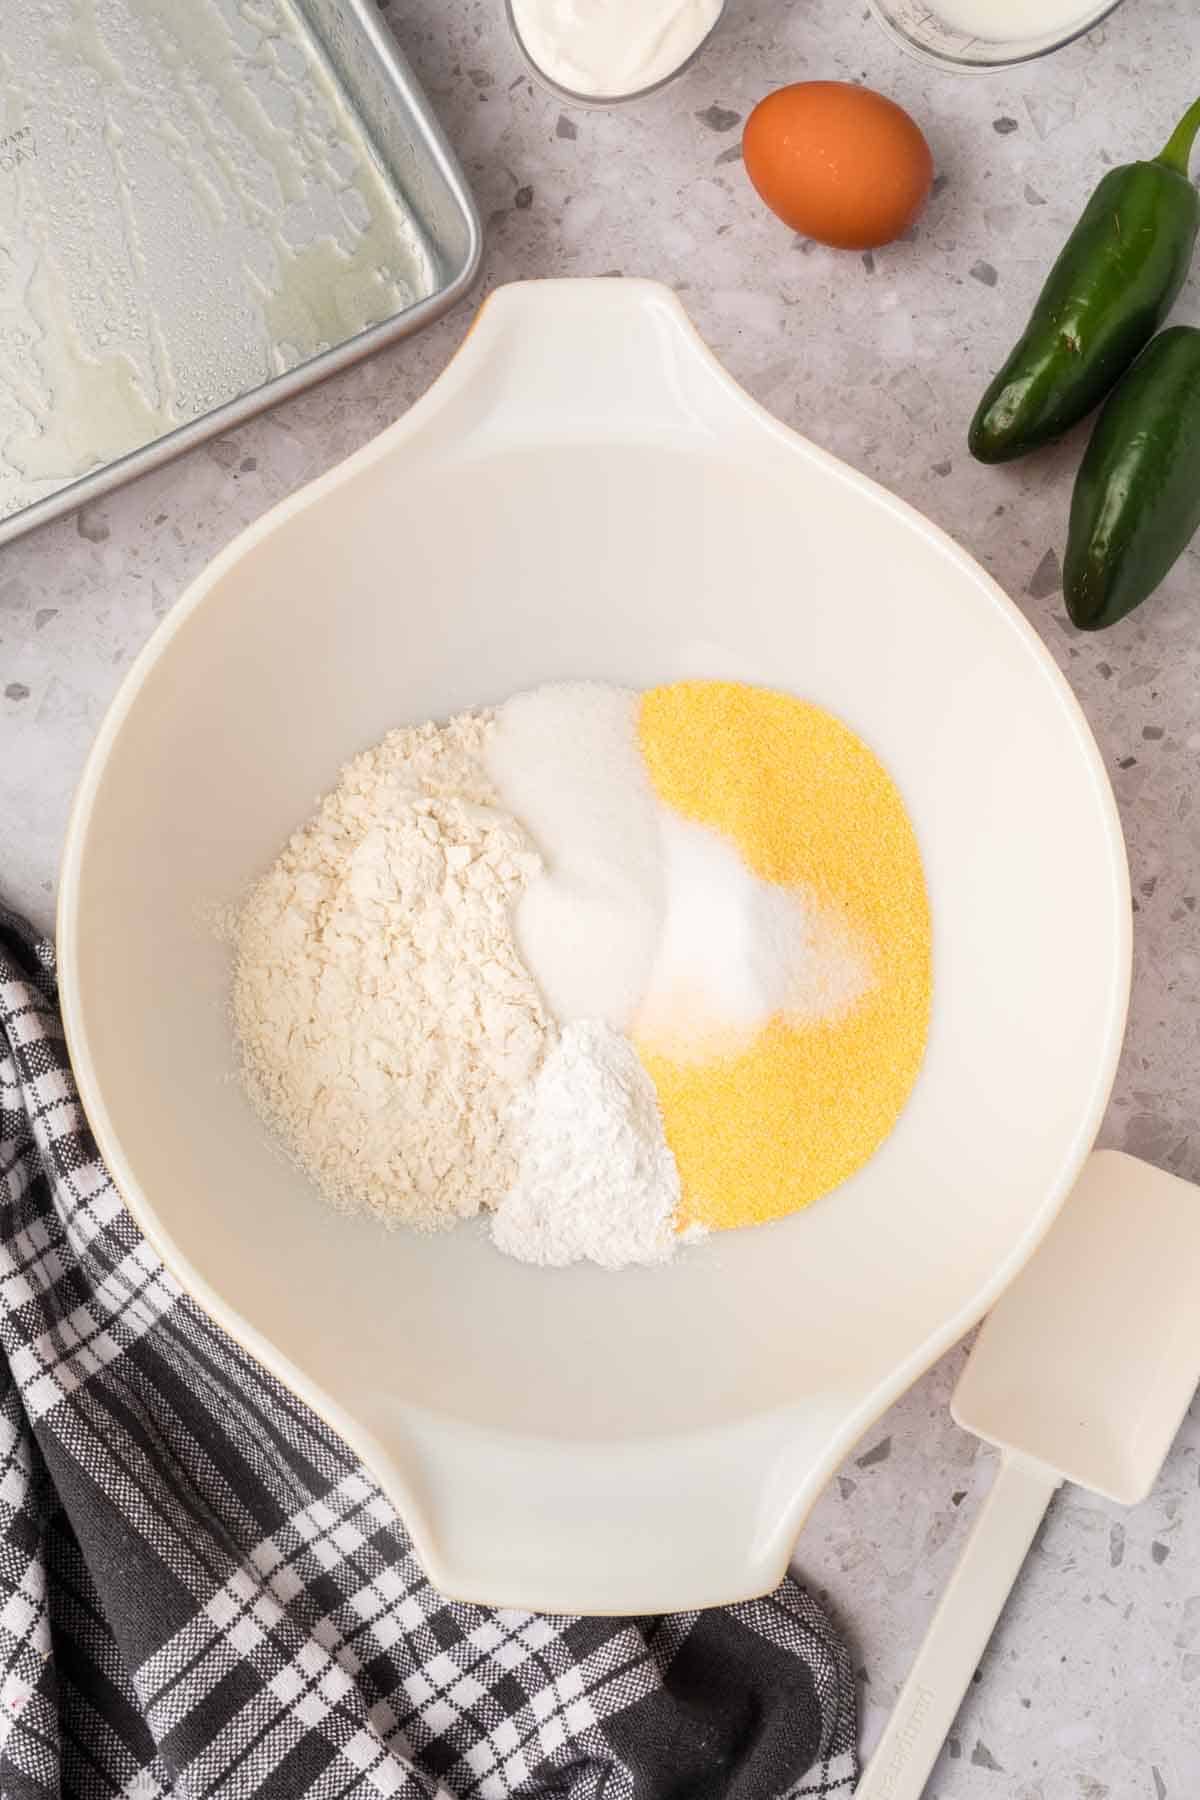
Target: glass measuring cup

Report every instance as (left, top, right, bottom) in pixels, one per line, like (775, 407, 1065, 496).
(868, 0, 1127, 69)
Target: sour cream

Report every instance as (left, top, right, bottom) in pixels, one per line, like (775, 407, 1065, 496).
(509, 0, 723, 100)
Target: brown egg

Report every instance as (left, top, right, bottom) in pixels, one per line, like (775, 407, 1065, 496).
(743, 81, 934, 251)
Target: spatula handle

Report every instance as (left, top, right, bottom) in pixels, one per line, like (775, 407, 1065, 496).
(855, 1451, 1061, 1800)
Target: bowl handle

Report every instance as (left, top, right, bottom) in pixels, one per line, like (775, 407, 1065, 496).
(360, 1400, 851, 1615)
(399, 277, 766, 454)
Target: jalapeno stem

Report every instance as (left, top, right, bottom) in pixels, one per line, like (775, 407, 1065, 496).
(1156, 95, 1200, 177)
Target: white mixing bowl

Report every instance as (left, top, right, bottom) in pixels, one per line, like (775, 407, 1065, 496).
(58, 280, 1130, 1613)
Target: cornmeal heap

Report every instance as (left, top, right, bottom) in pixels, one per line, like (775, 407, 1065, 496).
(636, 681, 931, 1232)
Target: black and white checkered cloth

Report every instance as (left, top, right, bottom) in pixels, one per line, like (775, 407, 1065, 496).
(0, 903, 858, 1799)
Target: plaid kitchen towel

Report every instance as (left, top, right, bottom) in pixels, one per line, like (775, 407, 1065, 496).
(0, 903, 858, 1800)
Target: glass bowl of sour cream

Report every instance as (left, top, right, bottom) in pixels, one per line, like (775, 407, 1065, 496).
(869, 0, 1127, 68)
(507, 0, 726, 105)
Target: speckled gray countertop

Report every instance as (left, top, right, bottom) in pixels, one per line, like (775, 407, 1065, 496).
(3, 0, 1200, 1792)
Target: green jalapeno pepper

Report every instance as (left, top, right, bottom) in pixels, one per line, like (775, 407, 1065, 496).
(1064, 326, 1200, 630)
(969, 97, 1200, 465)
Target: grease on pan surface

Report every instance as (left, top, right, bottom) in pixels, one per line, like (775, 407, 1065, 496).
(0, 0, 435, 524)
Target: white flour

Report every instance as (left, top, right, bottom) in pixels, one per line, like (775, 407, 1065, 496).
(232, 712, 554, 1231)
(492, 1020, 684, 1269)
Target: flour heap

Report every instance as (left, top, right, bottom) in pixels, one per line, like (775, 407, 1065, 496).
(233, 712, 554, 1232)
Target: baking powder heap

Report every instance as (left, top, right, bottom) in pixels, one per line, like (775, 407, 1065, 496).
(232, 711, 554, 1230)
(492, 1020, 683, 1269)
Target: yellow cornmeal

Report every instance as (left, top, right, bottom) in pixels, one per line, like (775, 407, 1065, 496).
(636, 680, 931, 1233)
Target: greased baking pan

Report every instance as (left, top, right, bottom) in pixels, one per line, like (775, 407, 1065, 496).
(0, 0, 481, 544)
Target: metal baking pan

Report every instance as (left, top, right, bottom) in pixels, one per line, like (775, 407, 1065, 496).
(0, 0, 482, 547)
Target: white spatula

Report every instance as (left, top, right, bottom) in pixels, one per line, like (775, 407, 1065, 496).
(857, 1150, 1200, 1800)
